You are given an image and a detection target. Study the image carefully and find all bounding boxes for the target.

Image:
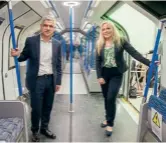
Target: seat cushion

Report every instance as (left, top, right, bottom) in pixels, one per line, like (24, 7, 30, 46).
(159, 89, 166, 102)
(0, 117, 23, 142)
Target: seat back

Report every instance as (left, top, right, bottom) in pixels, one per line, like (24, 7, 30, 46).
(0, 101, 25, 119)
(159, 89, 166, 102)
(0, 101, 28, 142)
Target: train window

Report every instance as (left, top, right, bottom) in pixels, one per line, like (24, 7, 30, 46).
(8, 26, 23, 70)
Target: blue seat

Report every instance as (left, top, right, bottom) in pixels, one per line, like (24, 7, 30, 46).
(159, 89, 166, 102)
(0, 101, 28, 142)
(148, 95, 166, 123)
(0, 117, 23, 142)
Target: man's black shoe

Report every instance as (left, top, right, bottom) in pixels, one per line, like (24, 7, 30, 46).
(40, 129, 56, 139)
(31, 133, 40, 142)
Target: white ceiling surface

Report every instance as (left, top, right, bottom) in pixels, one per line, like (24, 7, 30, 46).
(88, 1, 117, 24)
(52, 1, 89, 29)
(25, 1, 49, 17)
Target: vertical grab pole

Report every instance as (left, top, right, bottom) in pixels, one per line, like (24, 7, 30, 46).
(69, 7, 74, 112)
(85, 34, 88, 69)
(86, 33, 89, 71)
(154, 55, 158, 96)
(8, 1, 22, 97)
(90, 26, 95, 69)
(143, 22, 163, 103)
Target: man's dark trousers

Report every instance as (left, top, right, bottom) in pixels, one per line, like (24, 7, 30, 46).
(30, 74, 54, 133)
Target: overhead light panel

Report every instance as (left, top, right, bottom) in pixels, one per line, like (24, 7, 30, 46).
(87, 10, 94, 17)
(81, 21, 88, 29)
(56, 28, 61, 32)
(49, 11, 54, 17)
(56, 22, 63, 30)
(40, 0, 51, 8)
(63, 1, 80, 7)
(51, 10, 58, 18)
(91, 0, 100, 8)
(84, 28, 89, 32)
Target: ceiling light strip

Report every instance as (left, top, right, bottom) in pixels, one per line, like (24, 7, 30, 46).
(84, 0, 93, 18)
(91, 0, 100, 8)
(40, 0, 49, 8)
(48, 0, 59, 18)
(63, 2, 80, 7)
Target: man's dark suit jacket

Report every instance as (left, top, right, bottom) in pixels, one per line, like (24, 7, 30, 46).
(18, 34, 62, 91)
(96, 39, 151, 79)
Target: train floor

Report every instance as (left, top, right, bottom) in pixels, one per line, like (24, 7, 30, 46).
(27, 61, 138, 142)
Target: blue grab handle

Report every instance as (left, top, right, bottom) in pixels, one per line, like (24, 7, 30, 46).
(8, 2, 22, 96)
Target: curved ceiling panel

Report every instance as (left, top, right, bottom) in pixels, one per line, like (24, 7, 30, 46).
(52, 1, 89, 29)
(14, 10, 41, 28)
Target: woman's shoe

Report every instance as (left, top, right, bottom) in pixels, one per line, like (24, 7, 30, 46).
(105, 126, 113, 136)
(100, 120, 107, 128)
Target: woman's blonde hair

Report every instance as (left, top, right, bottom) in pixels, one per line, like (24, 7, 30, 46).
(96, 21, 122, 55)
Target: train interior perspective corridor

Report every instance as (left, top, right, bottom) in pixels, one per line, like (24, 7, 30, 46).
(0, 0, 166, 142)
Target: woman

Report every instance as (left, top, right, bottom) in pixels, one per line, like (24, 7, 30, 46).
(96, 21, 150, 136)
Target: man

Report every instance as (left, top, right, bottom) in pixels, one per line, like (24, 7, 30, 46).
(11, 15, 62, 142)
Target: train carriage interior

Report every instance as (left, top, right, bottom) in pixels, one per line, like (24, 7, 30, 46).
(0, 0, 166, 142)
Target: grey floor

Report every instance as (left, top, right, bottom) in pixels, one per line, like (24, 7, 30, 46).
(63, 60, 82, 74)
(57, 61, 88, 95)
(40, 93, 138, 142)
(28, 61, 138, 142)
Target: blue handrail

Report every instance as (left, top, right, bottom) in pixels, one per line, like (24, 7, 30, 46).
(8, 1, 22, 96)
(143, 23, 163, 101)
